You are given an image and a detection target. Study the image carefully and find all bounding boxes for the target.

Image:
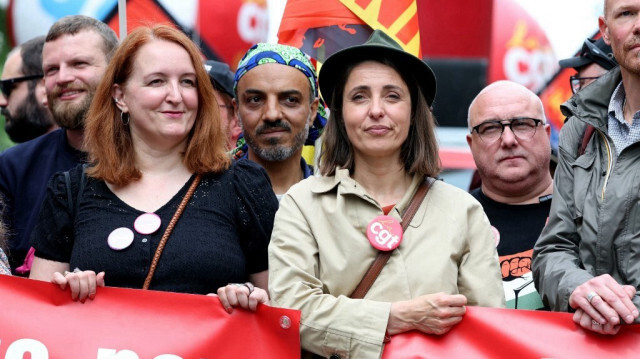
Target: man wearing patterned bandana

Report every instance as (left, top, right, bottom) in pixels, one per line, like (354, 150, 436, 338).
(232, 43, 327, 200)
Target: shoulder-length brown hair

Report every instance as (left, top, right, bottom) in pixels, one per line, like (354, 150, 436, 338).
(85, 24, 230, 186)
(319, 57, 440, 178)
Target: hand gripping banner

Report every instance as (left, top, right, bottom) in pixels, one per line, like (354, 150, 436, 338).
(0, 275, 300, 358)
(383, 306, 640, 358)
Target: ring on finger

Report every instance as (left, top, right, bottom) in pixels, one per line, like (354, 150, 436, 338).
(592, 320, 600, 326)
(586, 291, 599, 303)
(243, 282, 255, 294)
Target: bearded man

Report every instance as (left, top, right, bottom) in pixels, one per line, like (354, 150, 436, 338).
(0, 36, 55, 143)
(0, 15, 118, 273)
(232, 43, 326, 199)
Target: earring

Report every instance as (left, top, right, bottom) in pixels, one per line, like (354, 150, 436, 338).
(121, 111, 129, 125)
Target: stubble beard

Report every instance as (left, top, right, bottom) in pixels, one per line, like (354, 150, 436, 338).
(240, 114, 311, 162)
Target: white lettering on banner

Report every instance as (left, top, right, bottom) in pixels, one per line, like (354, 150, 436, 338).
(0, 340, 205, 359)
(370, 222, 400, 249)
(4, 339, 49, 359)
(503, 47, 555, 93)
(97, 349, 185, 359)
(97, 349, 140, 359)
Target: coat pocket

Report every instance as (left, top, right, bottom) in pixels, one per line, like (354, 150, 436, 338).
(570, 153, 597, 225)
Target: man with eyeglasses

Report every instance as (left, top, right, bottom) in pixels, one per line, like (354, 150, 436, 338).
(205, 60, 242, 150)
(467, 80, 552, 310)
(0, 36, 56, 143)
(559, 37, 617, 94)
(0, 15, 118, 274)
(533, 0, 640, 336)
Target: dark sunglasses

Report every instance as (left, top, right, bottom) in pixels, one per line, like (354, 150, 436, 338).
(0, 74, 43, 98)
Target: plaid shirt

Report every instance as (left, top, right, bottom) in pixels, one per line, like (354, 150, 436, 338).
(607, 82, 640, 155)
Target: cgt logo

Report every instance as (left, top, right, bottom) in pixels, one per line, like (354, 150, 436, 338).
(367, 215, 403, 251)
(502, 20, 557, 92)
(237, 0, 269, 44)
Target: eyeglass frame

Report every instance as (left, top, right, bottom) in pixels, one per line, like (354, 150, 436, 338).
(470, 117, 545, 143)
(0, 74, 44, 98)
(569, 75, 600, 94)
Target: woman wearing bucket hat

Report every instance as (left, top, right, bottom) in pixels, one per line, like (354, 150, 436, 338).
(268, 30, 504, 358)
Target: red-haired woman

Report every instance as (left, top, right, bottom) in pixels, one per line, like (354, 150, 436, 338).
(29, 25, 276, 310)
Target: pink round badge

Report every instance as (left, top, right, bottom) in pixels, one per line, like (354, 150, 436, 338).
(491, 225, 501, 247)
(366, 215, 403, 251)
(134, 213, 161, 235)
(107, 227, 135, 250)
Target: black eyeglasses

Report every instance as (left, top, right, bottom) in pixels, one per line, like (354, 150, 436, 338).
(570, 75, 600, 94)
(471, 117, 544, 143)
(0, 74, 43, 98)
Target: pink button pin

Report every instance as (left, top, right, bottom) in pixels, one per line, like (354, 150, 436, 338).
(107, 227, 135, 250)
(366, 215, 403, 251)
(134, 213, 161, 235)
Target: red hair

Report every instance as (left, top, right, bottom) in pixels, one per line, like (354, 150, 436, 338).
(85, 24, 230, 186)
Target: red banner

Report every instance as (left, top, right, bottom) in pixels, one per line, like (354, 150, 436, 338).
(3, 275, 640, 358)
(383, 306, 640, 358)
(0, 275, 300, 358)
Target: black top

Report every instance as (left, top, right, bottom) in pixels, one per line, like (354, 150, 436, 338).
(0, 129, 84, 270)
(31, 160, 278, 295)
(470, 188, 551, 258)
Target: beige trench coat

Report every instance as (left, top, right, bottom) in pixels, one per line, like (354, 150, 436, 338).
(268, 169, 505, 358)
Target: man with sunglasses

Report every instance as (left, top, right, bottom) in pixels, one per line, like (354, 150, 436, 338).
(467, 80, 552, 310)
(0, 36, 56, 143)
(533, 0, 640, 336)
(559, 37, 617, 94)
(0, 15, 118, 274)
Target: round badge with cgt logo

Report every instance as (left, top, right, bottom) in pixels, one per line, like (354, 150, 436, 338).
(366, 215, 403, 251)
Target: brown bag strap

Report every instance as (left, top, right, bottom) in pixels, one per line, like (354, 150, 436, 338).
(142, 174, 202, 290)
(350, 177, 435, 299)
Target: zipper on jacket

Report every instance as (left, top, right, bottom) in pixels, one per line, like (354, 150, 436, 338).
(597, 130, 612, 201)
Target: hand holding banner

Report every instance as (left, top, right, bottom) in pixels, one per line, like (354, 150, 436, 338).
(383, 306, 640, 358)
(0, 275, 300, 358)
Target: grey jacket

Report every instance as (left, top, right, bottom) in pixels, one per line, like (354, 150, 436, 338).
(533, 67, 640, 315)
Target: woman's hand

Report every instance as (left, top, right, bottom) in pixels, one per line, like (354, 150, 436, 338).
(387, 292, 467, 336)
(51, 269, 105, 302)
(213, 282, 270, 313)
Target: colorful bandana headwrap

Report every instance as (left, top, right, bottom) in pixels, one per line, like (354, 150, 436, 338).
(231, 43, 328, 159)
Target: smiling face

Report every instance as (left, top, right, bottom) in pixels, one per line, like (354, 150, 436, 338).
(341, 61, 412, 164)
(600, 0, 640, 76)
(466, 82, 551, 195)
(235, 63, 318, 162)
(112, 39, 198, 150)
(43, 30, 109, 130)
